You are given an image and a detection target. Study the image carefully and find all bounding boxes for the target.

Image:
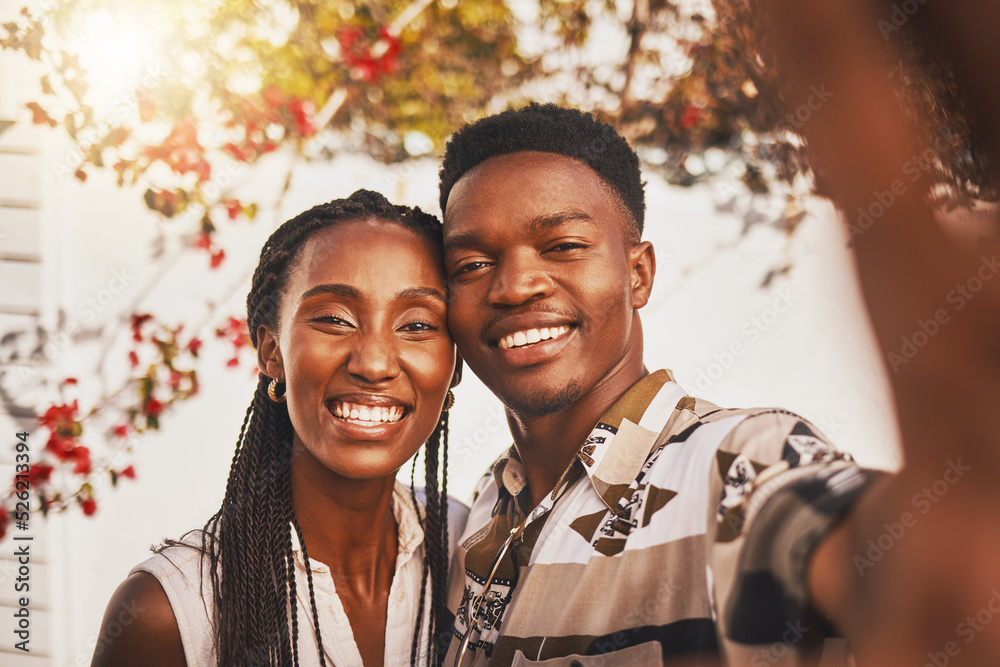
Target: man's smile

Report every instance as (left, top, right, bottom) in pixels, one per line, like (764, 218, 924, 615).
(497, 324, 572, 350)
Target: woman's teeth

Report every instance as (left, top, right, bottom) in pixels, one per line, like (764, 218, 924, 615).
(498, 325, 571, 350)
(330, 402, 403, 423)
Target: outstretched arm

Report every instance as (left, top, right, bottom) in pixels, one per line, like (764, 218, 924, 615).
(762, 1, 1000, 664)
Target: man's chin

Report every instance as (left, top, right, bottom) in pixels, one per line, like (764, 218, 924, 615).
(497, 381, 582, 419)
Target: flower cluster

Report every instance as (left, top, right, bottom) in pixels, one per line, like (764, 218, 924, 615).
(223, 85, 317, 163)
(337, 26, 401, 83)
(215, 316, 250, 368)
(141, 117, 212, 183)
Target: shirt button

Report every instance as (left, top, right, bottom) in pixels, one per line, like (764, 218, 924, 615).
(396, 589, 406, 603)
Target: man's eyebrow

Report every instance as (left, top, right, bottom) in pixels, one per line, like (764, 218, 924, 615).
(528, 210, 600, 234)
(443, 210, 599, 251)
(442, 229, 485, 252)
(300, 284, 360, 302)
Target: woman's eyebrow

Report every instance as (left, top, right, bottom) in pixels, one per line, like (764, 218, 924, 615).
(299, 283, 360, 302)
(300, 284, 445, 305)
(395, 286, 447, 304)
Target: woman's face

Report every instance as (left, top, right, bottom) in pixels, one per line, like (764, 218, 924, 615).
(259, 217, 455, 481)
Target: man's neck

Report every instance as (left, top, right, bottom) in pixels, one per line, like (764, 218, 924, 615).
(508, 360, 649, 509)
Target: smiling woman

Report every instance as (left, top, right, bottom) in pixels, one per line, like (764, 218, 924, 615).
(91, 190, 466, 667)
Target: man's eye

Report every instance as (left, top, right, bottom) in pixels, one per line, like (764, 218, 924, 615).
(549, 242, 587, 252)
(454, 260, 491, 276)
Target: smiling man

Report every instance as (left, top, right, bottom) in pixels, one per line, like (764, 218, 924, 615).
(437, 104, 870, 666)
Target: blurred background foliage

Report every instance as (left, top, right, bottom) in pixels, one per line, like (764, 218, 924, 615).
(4, 0, 993, 233)
(0, 0, 993, 525)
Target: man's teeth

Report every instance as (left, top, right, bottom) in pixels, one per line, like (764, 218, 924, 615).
(331, 402, 403, 423)
(499, 325, 571, 350)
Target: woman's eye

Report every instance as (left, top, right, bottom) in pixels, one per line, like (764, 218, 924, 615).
(310, 315, 353, 327)
(399, 321, 438, 333)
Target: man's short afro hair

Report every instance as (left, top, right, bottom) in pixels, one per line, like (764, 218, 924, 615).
(438, 103, 645, 239)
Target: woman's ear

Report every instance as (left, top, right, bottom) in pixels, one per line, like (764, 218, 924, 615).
(450, 350, 464, 389)
(256, 324, 284, 380)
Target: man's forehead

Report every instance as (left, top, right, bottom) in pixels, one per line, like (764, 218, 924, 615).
(442, 150, 634, 240)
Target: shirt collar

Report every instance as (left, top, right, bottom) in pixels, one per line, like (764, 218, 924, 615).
(492, 369, 691, 513)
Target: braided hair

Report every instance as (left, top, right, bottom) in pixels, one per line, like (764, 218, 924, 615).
(200, 189, 452, 665)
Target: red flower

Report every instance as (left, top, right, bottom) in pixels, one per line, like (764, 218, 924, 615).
(338, 26, 401, 83)
(226, 357, 240, 367)
(194, 232, 212, 250)
(63, 377, 78, 385)
(80, 496, 98, 516)
(39, 401, 80, 434)
(287, 98, 317, 137)
(70, 446, 91, 475)
(119, 465, 136, 480)
(46, 433, 76, 459)
(27, 463, 53, 486)
(224, 199, 242, 221)
(145, 398, 165, 417)
(128, 350, 139, 368)
(74, 168, 87, 182)
(680, 103, 701, 131)
(192, 159, 212, 183)
(187, 337, 202, 356)
(0, 509, 8, 542)
(210, 248, 226, 269)
(113, 424, 129, 439)
(223, 142, 255, 162)
(26, 101, 57, 127)
(130, 313, 154, 342)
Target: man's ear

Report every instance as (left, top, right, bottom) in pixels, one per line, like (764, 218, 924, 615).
(450, 350, 464, 389)
(628, 241, 656, 309)
(256, 324, 284, 380)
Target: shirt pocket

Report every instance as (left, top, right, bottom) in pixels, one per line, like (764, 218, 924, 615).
(510, 641, 663, 666)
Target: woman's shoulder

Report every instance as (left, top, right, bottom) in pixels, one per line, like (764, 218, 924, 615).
(132, 528, 213, 578)
(92, 567, 188, 665)
(123, 527, 218, 666)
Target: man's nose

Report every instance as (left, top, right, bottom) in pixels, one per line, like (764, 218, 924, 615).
(487, 250, 554, 307)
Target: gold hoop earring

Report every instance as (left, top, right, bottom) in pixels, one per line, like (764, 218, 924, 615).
(442, 389, 455, 412)
(268, 377, 287, 403)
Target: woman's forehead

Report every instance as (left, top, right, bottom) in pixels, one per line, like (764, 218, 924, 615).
(289, 219, 446, 296)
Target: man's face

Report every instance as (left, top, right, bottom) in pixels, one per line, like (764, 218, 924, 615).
(443, 151, 653, 418)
